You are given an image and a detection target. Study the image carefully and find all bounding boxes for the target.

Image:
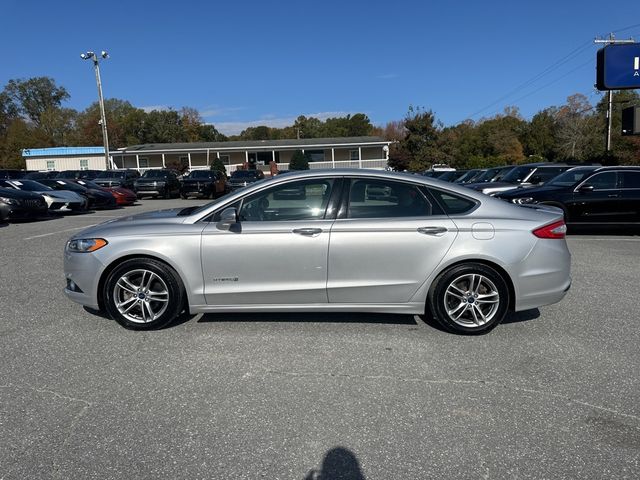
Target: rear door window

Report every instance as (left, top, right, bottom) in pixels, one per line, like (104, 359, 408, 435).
(346, 179, 439, 218)
(426, 188, 478, 215)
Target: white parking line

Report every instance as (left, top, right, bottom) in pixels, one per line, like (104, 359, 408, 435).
(569, 237, 640, 242)
(24, 225, 98, 240)
(61, 215, 120, 218)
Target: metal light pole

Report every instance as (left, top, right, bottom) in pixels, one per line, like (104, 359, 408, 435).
(81, 51, 111, 170)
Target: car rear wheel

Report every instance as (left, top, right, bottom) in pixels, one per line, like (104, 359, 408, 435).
(103, 258, 184, 330)
(428, 263, 509, 334)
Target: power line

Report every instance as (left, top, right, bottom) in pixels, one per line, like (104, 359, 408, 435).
(484, 58, 594, 118)
(463, 24, 639, 122)
(464, 40, 593, 120)
(610, 22, 640, 34)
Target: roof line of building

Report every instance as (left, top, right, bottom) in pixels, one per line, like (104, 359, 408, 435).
(115, 140, 392, 155)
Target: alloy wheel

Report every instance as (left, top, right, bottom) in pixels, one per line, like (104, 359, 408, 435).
(444, 273, 500, 327)
(113, 269, 169, 323)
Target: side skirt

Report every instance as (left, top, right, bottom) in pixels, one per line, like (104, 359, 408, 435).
(189, 302, 425, 315)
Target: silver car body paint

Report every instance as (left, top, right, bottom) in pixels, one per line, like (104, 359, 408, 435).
(63, 170, 571, 314)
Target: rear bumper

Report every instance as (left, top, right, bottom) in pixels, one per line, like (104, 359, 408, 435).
(512, 239, 572, 311)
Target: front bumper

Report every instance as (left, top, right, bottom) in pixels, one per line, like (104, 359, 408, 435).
(181, 184, 213, 197)
(63, 250, 107, 310)
(0, 202, 48, 220)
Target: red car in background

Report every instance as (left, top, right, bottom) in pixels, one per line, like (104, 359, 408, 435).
(71, 180, 137, 206)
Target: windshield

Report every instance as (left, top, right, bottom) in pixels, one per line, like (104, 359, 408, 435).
(501, 166, 535, 184)
(97, 171, 125, 179)
(187, 171, 213, 179)
(455, 170, 479, 183)
(46, 180, 85, 192)
(231, 170, 260, 178)
(4, 179, 52, 191)
(548, 168, 596, 187)
(142, 170, 170, 178)
(75, 180, 102, 189)
(473, 168, 501, 183)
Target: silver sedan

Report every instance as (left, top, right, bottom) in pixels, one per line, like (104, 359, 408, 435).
(63, 169, 571, 334)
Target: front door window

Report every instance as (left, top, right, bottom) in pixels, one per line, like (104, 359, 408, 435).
(239, 179, 334, 221)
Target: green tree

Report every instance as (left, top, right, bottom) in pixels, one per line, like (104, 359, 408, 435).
(140, 109, 186, 144)
(4, 77, 69, 126)
(521, 109, 559, 160)
(0, 118, 51, 168)
(396, 106, 441, 171)
(210, 157, 227, 177)
(288, 149, 310, 170)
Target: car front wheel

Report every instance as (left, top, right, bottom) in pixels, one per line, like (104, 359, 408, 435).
(103, 258, 184, 330)
(428, 263, 509, 334)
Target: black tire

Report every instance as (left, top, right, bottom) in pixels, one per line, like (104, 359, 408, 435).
(428, 263, 510, 335)
(103, 258, 185, 330)
(181, 193, 188, 199)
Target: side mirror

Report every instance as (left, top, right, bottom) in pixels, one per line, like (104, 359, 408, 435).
(578, 184, 594, 193)
(216, 207, 238, 230)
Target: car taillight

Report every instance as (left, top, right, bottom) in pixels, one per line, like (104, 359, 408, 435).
(533, 220, 567, 239)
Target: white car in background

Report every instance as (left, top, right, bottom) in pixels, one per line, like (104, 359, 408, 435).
(0, 179, 87, 211)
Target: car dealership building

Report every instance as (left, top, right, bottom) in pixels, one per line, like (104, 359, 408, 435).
(23, 137, 392, 174)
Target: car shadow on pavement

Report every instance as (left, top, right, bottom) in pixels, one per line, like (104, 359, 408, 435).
(198, 311, 417, 325)
(304, 446, 366, 480)
(502, 308, 540, 324)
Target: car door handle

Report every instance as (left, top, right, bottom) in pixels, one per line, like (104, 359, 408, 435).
(417, 226, 448, 235)
(292, 228, 323, 236)
(607, 194, 620, 198)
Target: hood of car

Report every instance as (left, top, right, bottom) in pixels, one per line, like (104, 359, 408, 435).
(70, 208, 193, 239)
(136, 178, 168, 184)
(0, 187, 44, 200)
(228, 177, 260, 185)
(497, 185, 566, 199)
(42, 190, 82, 201)
(95, 178, 123, 185)
(183, 178, 212, 184)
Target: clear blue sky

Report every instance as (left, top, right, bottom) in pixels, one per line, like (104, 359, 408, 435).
(2, 0, 639, 134)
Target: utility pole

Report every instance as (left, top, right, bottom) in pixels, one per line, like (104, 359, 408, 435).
(594, 34, 635, 152)
(81, 51, 111, 170)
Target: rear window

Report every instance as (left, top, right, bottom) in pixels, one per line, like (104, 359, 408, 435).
(621, 171, 640, 189)
(427, 188, 477, 215)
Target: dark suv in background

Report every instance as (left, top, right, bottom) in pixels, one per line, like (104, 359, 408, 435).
(56, 170, 102, 180)
(134, 169, 181, 199)
(496, 166, 640, 225)
(180, 170, 228, 199)
(227, 169, 265, 191)
(94, 169, 140, 189)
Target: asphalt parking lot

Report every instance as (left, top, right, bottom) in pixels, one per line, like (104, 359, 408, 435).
(1, 199, 639, 479)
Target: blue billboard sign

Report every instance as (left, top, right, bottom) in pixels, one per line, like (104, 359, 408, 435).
(596, 43, 640, 90)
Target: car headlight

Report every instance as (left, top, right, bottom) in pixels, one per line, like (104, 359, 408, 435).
(67, 238, 108, 253)
(512, 197, 535, 204)
(0, 196, 20, 205)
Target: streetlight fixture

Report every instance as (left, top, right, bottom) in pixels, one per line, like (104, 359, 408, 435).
(80, 50, 111, 170)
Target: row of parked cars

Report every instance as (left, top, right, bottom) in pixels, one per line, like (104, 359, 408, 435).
(0, 167, 239, 222)
(422, 162, 640, 225)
